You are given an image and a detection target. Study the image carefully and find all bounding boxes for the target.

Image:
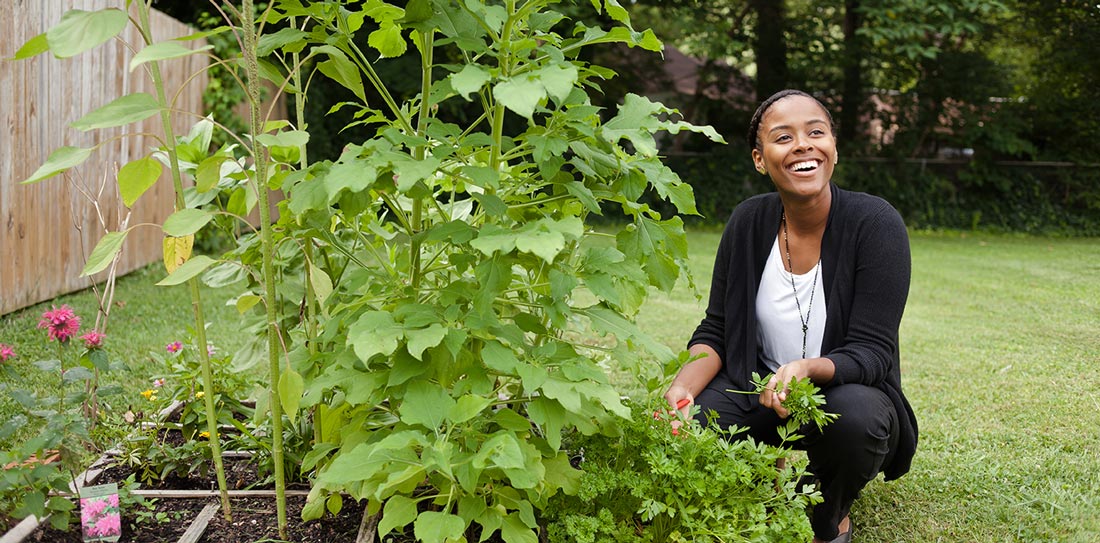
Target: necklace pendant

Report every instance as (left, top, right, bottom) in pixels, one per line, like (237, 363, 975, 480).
(802, 324, 808, 333)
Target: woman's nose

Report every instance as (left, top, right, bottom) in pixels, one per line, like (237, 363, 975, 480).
(794, 135, 814, 152)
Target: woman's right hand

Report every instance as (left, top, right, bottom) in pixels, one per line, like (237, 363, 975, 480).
(664, 384, 695, 418)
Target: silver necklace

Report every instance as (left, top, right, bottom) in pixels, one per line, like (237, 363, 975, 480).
(781, 212, 819, 359)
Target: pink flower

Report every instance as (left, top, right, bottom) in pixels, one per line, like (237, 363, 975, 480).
(206, 344, 217, 357)
(38, 305, 81, 343)
(106, 493, 118, 508)
(80, 330, 105, 350)
(91, 514, 119, 537)
(0, 344, 14, 362)
(166, 341, 183, 353)
(81, 497, 107, 521)
(152, 378, 165, 388)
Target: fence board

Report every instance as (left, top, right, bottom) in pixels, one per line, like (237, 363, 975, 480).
(0, 1, 209, 316)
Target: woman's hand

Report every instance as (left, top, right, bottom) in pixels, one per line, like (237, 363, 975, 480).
(760, 357, 836, 419)
(664, 384, 695, 418)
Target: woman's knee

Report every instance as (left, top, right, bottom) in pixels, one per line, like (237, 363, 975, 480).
(810, 384, 897, 475)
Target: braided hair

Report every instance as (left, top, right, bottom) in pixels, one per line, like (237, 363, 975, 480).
(747, 89, 835, 151)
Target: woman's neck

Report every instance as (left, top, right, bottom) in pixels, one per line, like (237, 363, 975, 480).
(781, 188, 832, 236)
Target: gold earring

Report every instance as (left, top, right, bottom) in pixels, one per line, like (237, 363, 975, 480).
(834, 152, 839, 165)
(757, 166, 767, 175)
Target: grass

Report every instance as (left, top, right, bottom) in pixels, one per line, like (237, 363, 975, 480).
(635, 230, 1100, 542)
(2, 230, 1098, 541)
(0, 265, 249, 452)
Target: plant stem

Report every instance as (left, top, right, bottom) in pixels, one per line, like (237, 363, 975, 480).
(241, 0, 288, 536)
(290, 18, 324, 446)
(490, 2, 516, 173)
(409, 30, 435, 290)
(134, 0, 231, 520)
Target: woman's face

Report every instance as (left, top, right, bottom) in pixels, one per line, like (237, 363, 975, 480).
(751, 95, 837, 202)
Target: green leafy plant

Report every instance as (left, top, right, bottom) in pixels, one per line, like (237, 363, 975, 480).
(544, 400, 823, 543)
(743, 373, 840, 447)
(238, 1, 724, 541)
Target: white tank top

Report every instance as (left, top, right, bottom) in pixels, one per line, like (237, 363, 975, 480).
(756, 236, 827, 371)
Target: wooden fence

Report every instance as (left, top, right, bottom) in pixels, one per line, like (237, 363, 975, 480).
(0, 1, 209, 316)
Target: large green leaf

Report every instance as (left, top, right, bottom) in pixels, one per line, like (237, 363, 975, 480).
(117, 156, 163, 207)
(369, 21, 407, 58)
(639, 161, 698, 215)
(254, 130, 310, 148)
(257, 27, 309, 56)
(583, 305, 674, 361)
(72, 93, 161, 132)
(406, 324, 447, 360)
(501, 512, 539, 543)
(574, 25, 662, 52)
(535, 63, 578, 104)
(348, 311, 403, 362)
(162, 209, 213, 237)
(414, 511, 466, 543)
(130, 42, 214, 71)
(401, 381, 454, 431)
(46, 9, 129, 59)
(156, 255, 216, 286)
(379, 495, 418, 537)
(81, 231, 128, 277)
(451, 64, 491, 100)
(10, 34, 49, 60)
(22, 146, 93, 184)
(493, 76, 546, 119)
(278, 369, 305, 425)
(195, 156, 228, 193)
(448, 395, 492, 425)
(470, 224, 518, 256)
(313, 46, 365, 101)
(475, 432, 526, 470)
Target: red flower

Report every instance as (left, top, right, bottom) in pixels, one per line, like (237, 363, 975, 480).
(0, 344, 14, 362)
(38, 305, 81, 343)
(81, 330, 105, 349)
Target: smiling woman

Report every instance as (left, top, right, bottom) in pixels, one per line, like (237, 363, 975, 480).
(663, 89, 918, 543)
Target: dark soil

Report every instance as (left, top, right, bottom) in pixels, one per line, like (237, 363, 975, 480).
(26, 496, 367, 543)
(200, 496, 366, 543)
(95, 455, 269, 491)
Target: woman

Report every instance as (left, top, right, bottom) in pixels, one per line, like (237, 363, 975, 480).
(663, 89, 917, 543)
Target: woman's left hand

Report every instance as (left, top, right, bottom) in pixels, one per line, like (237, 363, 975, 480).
(760, 357, 834, 419)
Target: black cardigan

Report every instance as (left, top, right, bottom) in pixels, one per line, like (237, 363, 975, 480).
(689, 183, 918, 480)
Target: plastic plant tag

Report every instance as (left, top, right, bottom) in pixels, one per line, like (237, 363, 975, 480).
(80, 483, 121, 542)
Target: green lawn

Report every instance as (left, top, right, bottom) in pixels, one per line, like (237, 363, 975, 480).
(637, 230, 1100, 542)
(2, 230, 1098, 541)
(0, 265, 249, 452)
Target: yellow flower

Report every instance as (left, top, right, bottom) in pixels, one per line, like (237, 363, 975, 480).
(140, 389, 155, 400)
(199, 431, 210, 439)
(195, 390, 205, 399)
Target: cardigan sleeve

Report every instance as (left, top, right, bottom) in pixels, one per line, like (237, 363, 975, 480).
(687, 214, 736, 363)
(827, 204, 911, 386)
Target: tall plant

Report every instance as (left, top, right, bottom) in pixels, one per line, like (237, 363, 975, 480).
(13, 1, 272, 521)
(248, 0, 724, 540)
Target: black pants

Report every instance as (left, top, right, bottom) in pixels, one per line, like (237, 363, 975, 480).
(694, 370, 899, 541)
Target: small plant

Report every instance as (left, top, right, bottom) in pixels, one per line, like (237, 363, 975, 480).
(743, 373, 840, 447)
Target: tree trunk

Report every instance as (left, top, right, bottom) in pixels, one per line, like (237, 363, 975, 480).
(751, 0, 788, 100)
(840, 0, 864, 146)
